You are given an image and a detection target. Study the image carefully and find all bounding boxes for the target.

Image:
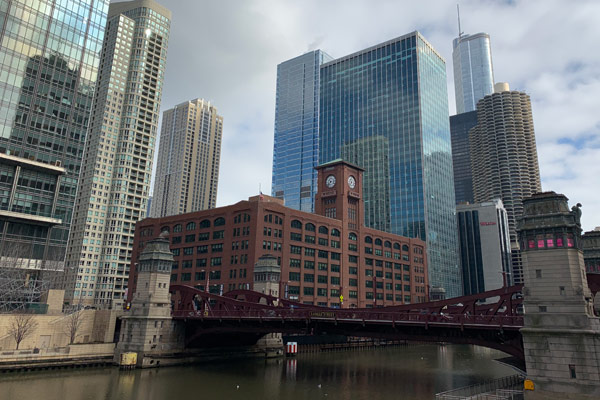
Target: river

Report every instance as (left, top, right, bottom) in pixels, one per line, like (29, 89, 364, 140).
(0, 344, 515, 400)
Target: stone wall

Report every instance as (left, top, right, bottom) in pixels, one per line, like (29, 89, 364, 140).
(0, 310, 118, 351)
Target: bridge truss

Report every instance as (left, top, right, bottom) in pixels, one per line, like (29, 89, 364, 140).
(170, 284, 525, 360)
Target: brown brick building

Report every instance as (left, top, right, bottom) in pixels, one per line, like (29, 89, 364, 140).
(129, 160, 428, 308)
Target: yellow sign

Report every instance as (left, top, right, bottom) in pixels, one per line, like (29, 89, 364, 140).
(339, 295, 344, 303)
(524, 379, 535, 391)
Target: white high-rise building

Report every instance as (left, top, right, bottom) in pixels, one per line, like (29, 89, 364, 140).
(151, 99, 223, 218)
(470, 84, 542, 285)
(63, 0, 171, 308)
(452, 33, 494, 114)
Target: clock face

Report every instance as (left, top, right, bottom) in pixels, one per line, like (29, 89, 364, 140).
(325, 175, 336, 188)
(348, 175, 356, 189)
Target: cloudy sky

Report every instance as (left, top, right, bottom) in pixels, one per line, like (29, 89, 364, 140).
(149, 0, 600, 232)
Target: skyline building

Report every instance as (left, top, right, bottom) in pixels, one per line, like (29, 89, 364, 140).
(271, 50, 333, 212)
(151, 98, 223, 218)
(319, 32, 462, 297)
(449, 110, 477, 204)
(470, 82, 542, 284)
(63, 0, 171, 308)
(0, 0, 108, 281)
(452, 33, 494, 114)
(456, 199, 512, 295)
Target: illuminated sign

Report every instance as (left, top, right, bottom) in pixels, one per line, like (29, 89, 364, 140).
(480, 222, 497, 226)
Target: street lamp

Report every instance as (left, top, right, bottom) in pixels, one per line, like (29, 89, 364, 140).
(500, 270, 512, 288)
(200, 269, 210, 293)
(200, 269, 211, 314)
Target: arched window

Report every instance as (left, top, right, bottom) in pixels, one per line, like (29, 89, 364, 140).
(173, 224, 182, 233)
(186, 222, 196, 231)
(375, 238, 382, 246)
(402, 244, 409, 252)
(160, 226, 169, 234)
(318, 226, 328, 235)
(393, 243, 400, 250)
(214, 217, 225, 226)
(199, 219, 211, 229)
(331, 228, 340, 237)
(365, 236, 372, 244)
(348, 232, 357, 241)
(384, 240, 391, 248)
(291, 219, 302, 229)
(305, 223, 315, 232)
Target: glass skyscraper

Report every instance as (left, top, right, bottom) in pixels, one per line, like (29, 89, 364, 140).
(0, 0, 108, 276)
(450, 110, 477, 204)
(320, 32, 461, 297)
(271, 50, 333, 212)
(452, 33, 494, 114)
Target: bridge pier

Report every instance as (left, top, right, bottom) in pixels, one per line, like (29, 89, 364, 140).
(518, 193, 600, 398)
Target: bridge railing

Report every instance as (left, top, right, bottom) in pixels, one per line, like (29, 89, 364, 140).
(172, 307, 523, 328)
(435, 374, 524, 399)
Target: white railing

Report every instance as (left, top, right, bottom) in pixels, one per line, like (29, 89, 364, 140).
(435, 375, 523, 400)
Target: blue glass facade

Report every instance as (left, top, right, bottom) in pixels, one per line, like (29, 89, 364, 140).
(450, 111, 478, 204)
(319, 32, 461, 297)
(0, 0, 108, 269)
(452, 33, 494, 114)
(271, 50, 333, 212)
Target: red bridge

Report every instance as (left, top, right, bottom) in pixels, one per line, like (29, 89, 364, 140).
(170, 284, 526, 360)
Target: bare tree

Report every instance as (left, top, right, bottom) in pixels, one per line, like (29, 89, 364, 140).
(8, 314, 38, 350)
(0, 242, 51, 313)
(64, 310, 84, 344)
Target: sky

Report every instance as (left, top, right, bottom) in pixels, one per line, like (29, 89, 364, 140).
(148, 0, 600, 232)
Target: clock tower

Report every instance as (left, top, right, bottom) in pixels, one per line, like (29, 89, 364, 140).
(315, 159, 364, 232)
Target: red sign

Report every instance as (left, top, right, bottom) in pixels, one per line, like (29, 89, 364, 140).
(480, 222, 497, 226)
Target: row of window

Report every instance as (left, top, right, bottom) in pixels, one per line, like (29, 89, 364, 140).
(171, 243, 224, 256)
(290, 232, 341, 247)
(288, 286, 414, 303)
(289, 245, 342, 260)
(290, 220, 340, 236)
(234, 213, 251, 224)
(289, 260, 341, 271)
(171, 267, 249, 283)
(171, 270, 222, 282)
(171, 230, 225, 244)
(263, 213, 283, 225)
(161, 217, 226, 233)
(263, 227, 283, 238)
(525, 233, 575, 250)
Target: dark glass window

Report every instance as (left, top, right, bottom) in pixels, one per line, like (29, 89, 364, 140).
(214, 217, 225, 226)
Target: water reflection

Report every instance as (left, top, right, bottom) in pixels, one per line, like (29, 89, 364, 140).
(0, 345, 514, 400)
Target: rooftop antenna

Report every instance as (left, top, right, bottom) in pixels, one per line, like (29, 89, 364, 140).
(457, 4, 464, 38)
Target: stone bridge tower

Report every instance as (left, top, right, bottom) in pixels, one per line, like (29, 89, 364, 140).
(252, 254, 283, 356)
(518, 192, 600, 399)
(116, 235, 183, 367)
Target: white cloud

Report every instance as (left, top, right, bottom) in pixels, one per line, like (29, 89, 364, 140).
(153, 0, 600, 231)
